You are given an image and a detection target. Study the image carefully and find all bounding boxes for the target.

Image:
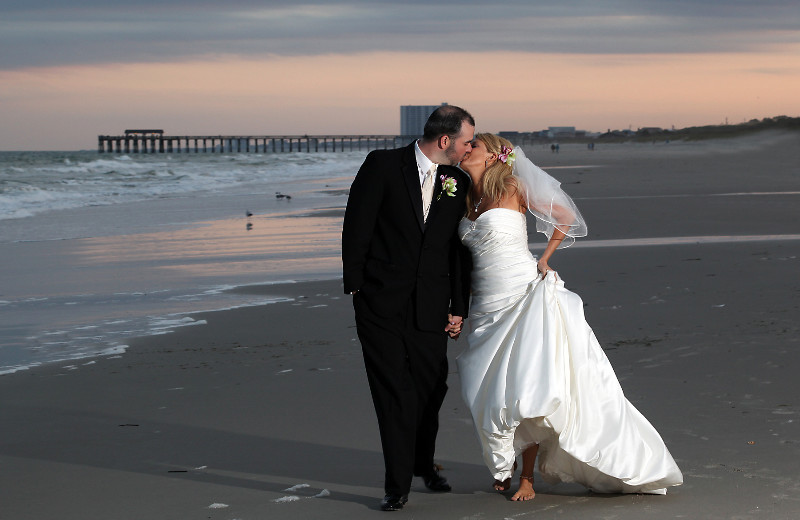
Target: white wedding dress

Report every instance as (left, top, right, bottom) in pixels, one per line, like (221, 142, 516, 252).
(457, 208, 683, 494)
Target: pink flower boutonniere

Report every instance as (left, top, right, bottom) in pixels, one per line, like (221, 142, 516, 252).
(437, 175, 457, 200)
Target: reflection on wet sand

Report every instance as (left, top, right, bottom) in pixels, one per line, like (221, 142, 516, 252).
(74, 213, 344, 279)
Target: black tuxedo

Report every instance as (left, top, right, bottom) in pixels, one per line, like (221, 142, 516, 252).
(342, 143, 471, 495)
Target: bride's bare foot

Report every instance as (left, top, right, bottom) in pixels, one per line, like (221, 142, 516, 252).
(493, 478, 511, 491)
(493, 460, 517, 492)
(510, 476, 535, 501)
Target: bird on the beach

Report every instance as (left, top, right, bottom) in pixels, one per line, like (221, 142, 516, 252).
(246, 210, 253, 217)
(276, 192, 292, 201)
(246, 222, 253, 231)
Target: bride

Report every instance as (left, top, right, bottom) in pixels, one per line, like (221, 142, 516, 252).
(455, 134, 683, 501)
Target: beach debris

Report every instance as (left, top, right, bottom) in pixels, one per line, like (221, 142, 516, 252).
(274, 484, 330, 502)
(207, 503, 229, 509)
(168, 470, 188, 473)
(276, 369, 293, 374)
(747, 441, 756, 445)
(118, 423, 139, 427)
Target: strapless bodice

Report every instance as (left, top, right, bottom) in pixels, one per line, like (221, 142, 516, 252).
(458, 208, 539, 302)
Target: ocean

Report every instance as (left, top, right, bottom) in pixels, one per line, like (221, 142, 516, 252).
(4, 136, 798, 375)
(0, 150, 366, 374)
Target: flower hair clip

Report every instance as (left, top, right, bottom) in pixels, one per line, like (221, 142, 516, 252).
(497, 146, 516, 165)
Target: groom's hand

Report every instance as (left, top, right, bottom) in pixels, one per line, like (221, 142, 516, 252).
(445, 314, 463, 339)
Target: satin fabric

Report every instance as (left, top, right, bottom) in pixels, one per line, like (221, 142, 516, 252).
(457, 208, 682, 494)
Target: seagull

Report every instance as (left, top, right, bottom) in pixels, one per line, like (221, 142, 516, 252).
(246, 210, 253, 217)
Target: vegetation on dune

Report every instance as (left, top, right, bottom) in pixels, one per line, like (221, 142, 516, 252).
(601, 115, 800, 143)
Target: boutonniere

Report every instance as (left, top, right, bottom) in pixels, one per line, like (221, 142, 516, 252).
(437, 175, 458, 200)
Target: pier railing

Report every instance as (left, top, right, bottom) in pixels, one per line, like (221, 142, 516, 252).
(98, 134, 417, 153)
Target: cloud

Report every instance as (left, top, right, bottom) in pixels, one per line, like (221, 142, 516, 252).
(1, 1, 799, 70)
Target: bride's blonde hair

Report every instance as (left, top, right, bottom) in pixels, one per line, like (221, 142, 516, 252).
(466, 133, 522, 212)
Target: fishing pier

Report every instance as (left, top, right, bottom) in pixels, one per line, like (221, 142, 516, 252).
(98, 130, 412, 153)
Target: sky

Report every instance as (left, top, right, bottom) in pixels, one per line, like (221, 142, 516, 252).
(1, 0, 799, 150)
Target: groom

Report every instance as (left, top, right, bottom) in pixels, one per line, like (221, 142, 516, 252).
(342, 105, 474, 511)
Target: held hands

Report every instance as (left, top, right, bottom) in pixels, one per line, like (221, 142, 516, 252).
(445, 314, 463, 340)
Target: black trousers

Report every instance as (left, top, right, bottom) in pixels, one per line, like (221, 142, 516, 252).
(354, 294, 449, 496)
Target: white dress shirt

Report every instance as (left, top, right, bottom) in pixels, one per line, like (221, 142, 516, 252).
(414, 140, 437, 185)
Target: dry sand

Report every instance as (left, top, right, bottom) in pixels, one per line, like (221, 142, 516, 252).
(1, 131, 798, 519)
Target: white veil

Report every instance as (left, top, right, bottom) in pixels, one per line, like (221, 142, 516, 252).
(512, 147, 587, 247)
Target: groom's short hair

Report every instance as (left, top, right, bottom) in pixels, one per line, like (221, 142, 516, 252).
(423, 105, 475, 141)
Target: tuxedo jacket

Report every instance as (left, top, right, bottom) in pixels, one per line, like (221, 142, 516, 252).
(342, 143, 471, 331)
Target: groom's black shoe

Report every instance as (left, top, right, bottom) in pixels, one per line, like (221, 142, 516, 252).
(421, 466, 452, 492)
(380, 493, 408, 511)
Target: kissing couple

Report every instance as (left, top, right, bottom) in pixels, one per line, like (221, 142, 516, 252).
(342, 105, 682, 511)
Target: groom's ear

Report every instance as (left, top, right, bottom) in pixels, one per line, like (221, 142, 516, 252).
(438, 135, 449, 149)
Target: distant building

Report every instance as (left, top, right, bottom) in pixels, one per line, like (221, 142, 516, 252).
(637, 127, 665, 135)
(498, 131, 538, 145)
(548, 126, 576, 138)
(600, 129, 636, 139)
(401, 103, 446, 137)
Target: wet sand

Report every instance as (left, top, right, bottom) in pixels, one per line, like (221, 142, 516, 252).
(1, 131, 798, 519)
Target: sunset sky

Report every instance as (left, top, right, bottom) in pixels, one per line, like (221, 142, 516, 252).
(1, 1, 799, 151)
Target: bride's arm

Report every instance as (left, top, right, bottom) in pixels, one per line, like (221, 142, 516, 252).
(537, 228, 565, 276)
(500, 182, 565, 274)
